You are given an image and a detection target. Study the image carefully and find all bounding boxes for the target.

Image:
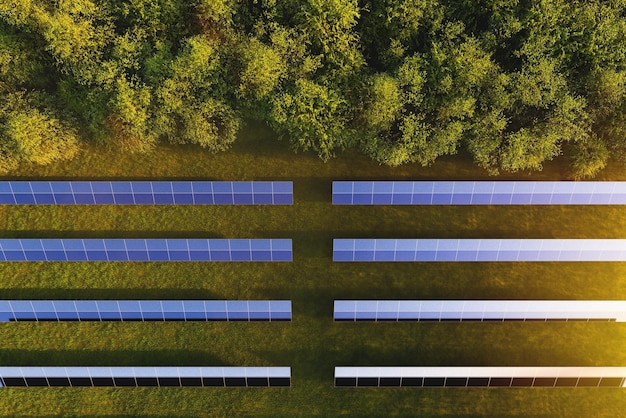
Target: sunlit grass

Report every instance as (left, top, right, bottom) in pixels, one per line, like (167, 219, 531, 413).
(1, 122, 626, 416)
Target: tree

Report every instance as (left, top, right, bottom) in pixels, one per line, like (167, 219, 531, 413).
(237, 37, 284, 103)
(154, 35, 240, 151)
(0, 25, 51, 91)
(34, 0, 114, 84)
(270, 78, 353, 160)
(0, 92, 80, 172)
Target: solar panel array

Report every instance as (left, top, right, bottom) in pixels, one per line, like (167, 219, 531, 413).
(332, 181, 626, 205)
(0, 181, 293, 205)
(0, 239, 292, 262)
(335, 367, 626, 387)
(0, 367, 291, 387)
(0, 300, 292, 322)
(333, 239, 626, 262)
(334, 300, 626, 322)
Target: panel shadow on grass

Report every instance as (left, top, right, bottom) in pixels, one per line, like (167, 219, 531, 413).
(0, 230, 225, 239)
(0, 288, 221, 300)
(0, 350, 230, 366)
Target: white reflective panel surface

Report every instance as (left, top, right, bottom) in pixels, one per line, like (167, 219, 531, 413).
(334, 239, 626, 262)
(333, 181, 626, 205)
(335, 367, 626, 379)
(334, 301, 626, 321)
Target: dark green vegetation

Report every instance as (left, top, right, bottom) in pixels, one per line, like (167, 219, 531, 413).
(0, 124, 626, 416)
(2, 0, 626, 178)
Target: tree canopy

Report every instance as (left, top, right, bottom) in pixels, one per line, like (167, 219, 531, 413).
(1, 0, 625, 177)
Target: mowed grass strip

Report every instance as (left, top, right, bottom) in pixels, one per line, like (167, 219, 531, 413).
(1, 122, 626, 416)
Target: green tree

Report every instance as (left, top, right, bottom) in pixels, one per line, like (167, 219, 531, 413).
(0, 92, 80, 171)
(154, 35, 240, 151)
(270, 78, 352, 160)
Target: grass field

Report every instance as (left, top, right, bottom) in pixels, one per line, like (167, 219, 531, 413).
(2, 122, 626, 416)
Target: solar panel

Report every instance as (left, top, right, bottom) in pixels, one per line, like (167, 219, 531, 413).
(334, 367, 626, 387)
(0, 181, 293, 205)
(334, 300, 626, 322)
(332, 181, 626, 205)
(0, 239, 292, 262)
(333, 239, 626, 262)
(0, 367, 291, 387)
(0, 300, 292, 322)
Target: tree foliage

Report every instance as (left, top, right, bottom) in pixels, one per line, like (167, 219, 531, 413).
(0, 92, 80, 172)
(0, 0, 625, 176)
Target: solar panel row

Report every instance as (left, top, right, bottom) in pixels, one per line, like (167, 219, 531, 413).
(332, 181, 626, 205)
(0, 367, 291, 387)
(334, 367, 626, 388)
(0, 239, 292, 262)
(0, 181, 293, 205)
(334, 300, 626, 322)
(333, 239, 626, 262)
(0, 300, 291, 322)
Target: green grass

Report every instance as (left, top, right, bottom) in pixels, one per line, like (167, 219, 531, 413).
(2, 122, 626, 416)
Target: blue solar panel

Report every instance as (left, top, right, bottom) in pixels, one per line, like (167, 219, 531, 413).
(0, 300, 291, 322)
(0, 367, 291, 387)
(332, 181, 626, 205)
(0, 181, 293, 205)
(334, 300, 626, 321)
(333, 239, 626, 262)
(0, 239, 292, 262)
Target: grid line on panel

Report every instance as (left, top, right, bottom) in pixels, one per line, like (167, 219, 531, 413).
(609, 182, 617, 204)
(42, 239, 49, 262)
(159, 301, 166, 322)
(269, 239, 273, 262)
(72, 301, 81, 323)
(127, 182, 135, 204)
(548, 181, 556, 205)
(590, 182, 598, 205)
(8, 182, 15, 204)
(53, 301, 60, 321)
(89, 182, 96, 204)
(530, 181, 537, 205)
(27, 182, 35, 204)
(110, 182, 118, 204)
(189, 181, 194, 205)
(115, 301, 123, 322)
(28, 301, 38, 323)
(104, 240, 111, 261)
(17, 240, 26, 262)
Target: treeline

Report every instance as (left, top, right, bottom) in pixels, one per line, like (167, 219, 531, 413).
(1, 0, 625, 177)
